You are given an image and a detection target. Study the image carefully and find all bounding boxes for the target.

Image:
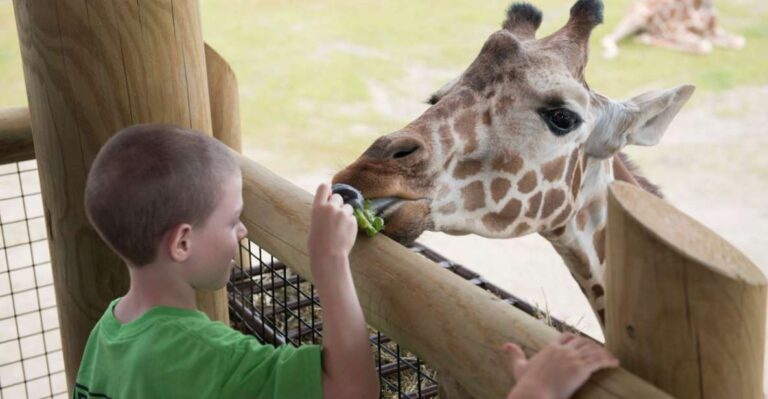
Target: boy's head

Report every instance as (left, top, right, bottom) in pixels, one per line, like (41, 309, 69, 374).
(85, 124, 246, 287)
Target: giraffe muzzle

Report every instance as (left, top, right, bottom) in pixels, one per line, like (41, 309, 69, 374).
(369, 197, 401, 215)
(331, 183, 404, 217)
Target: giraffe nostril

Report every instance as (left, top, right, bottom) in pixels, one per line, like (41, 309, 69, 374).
(387, 137, 424, 160)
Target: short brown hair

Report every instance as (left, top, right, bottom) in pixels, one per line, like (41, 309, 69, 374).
(85, 124, 239, 266)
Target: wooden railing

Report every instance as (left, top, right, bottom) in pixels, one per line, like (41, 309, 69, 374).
(4, 0, 764, 397)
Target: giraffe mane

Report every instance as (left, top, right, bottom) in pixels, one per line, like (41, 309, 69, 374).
(615, 152, 663, 198)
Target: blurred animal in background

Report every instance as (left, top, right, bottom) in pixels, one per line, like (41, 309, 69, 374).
(602, 0, 745, 58)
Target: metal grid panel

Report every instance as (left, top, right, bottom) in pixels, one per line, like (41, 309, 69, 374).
(228, 240, 440, 398)
(0, 159, 580, 399)
(226, 239, 581, 399)
(0, 161, 67, 399)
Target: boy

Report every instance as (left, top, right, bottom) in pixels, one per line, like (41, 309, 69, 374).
(75, 123, 617, 399)
(76, 124, 378, 398)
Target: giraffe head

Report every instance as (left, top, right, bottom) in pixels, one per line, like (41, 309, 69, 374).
(333, 0, 693, 245)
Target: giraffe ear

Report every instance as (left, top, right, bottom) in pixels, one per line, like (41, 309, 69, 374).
(585, 85, 695, 159)
(427, 74, 463, 105)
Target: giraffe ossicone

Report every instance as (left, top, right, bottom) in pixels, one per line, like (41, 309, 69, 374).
(332, 0, 694, 327)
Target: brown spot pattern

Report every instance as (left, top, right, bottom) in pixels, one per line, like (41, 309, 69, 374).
(576, 197, 602, 231)
(576, 209, 588, 231)
(439, 125, 454, 156)
(517, 170, 537, 194)
(442, 153, 455, 170)
(455, 111, 479, 154)
(564, 149, 579, 184)
(459, 90, 476, 108)
(550, 204, 572, 227)
(491, 178, 511, 203)
(438, 203, 457, 215)
(436, 183, 451, 199)
(461, 181, 485, 211)
(482, 198, 523, 232)
(551, 226, 566, 236)
(570, 160, 582, 198)
(563, 247, 592, 280)
(591, 284, 605, 299)
(525, 192, 543, 218)
(482, 109, 492, 126)
(594, 229, 606, 265)
(492, 151, 524, 174)
(542, 155, 567, 182)
(495, 96, 514, 116)
(453, 160, 483, 179)
(514, 222, 531, 236)
(541, 189, 565, 218)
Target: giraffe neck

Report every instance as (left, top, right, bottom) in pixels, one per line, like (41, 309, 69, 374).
(540, 155, 614, 327)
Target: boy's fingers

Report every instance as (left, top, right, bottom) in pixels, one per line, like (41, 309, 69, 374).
(330, 193, 344, 207)
(557, 332, 577, 345)
(580, 345, 619, 365)
(502, 343, 527, 378)
(341, 204, 354, 216)
(570, 337, 595, 351)
(314, 184, 330, 206)
(583, 353, 620, 371)
(503, 343, 525, 359)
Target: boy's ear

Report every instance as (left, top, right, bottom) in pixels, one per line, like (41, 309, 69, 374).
(585, 84, 695, 159)
(166, 224, 193, 263)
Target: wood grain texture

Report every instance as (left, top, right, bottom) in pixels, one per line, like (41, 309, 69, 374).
(12, 0, 217, 389)
(196, 43, 243, 324)
(238, 155, 672, 399)
(606, 181, 766, 398)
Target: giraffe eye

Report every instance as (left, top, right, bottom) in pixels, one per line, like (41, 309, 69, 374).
(538, 108, 583, 136)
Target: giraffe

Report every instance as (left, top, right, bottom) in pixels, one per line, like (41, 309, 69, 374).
(332, 0, 694, 327)
(601, 0, 746, 59)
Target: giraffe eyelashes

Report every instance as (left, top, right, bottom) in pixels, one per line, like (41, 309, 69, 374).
(538, 108, 583, 136)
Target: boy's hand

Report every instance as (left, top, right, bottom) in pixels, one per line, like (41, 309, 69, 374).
(504, 333, 619, 399)
(308, 183, 358, 263)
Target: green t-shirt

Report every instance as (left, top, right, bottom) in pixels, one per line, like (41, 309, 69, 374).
(73, 298, 323, 399)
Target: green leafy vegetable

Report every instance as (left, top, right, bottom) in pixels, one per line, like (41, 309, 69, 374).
(353, 200, 385, 237)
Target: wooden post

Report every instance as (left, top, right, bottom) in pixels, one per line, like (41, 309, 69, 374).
(605, 181, 766, 398)
(238, 155, 673, 399)
(12, 0, 224, 389)
(206, 44, 241, 152)
(204, 42, 254, 275)
(195, 43, 246, 323)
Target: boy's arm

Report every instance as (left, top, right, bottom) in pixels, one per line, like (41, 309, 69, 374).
(309, 183, 379, 399)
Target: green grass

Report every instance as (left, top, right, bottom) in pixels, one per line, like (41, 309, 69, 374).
(1, 0, 766, 175)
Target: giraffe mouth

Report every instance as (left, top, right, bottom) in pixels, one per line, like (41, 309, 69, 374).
(369, 197, 430, 219)
(369, 197, 404, 217)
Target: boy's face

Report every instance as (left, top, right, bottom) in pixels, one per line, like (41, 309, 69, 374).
(185, 173, 247, 290)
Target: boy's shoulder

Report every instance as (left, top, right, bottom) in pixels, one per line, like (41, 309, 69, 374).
(93, 298, 253, 356)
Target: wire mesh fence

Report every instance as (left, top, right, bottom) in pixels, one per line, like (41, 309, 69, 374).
(0, 159, 579, 398)
(227, 240, 440, 398)
(0, 160, 67, 399)
(226, 239, 579, 398)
